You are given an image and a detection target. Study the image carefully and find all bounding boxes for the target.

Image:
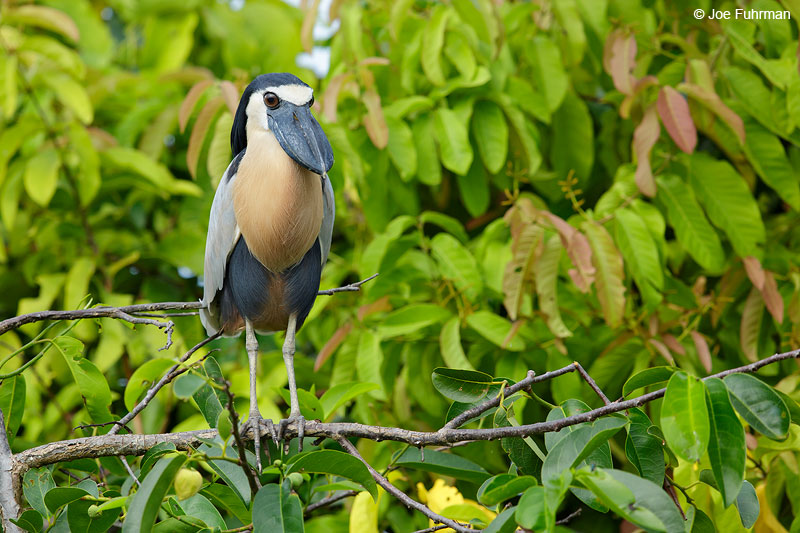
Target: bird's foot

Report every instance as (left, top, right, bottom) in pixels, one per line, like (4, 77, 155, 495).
(277, 414, 306, 454)
(242, 412, 278, 473)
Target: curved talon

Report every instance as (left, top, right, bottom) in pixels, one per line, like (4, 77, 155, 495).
(244, 414, 264, 473)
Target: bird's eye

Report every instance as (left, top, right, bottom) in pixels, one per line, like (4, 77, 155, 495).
(308, 96, 315, 107)
(263, 92, 280, 109)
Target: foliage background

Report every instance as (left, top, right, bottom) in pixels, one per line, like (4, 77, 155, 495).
(0, 0, 800, 531)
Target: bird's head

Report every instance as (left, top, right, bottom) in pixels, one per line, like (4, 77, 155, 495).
(231, 73, 334, 176)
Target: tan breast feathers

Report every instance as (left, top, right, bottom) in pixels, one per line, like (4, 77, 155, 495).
(233, 130, 324, 272)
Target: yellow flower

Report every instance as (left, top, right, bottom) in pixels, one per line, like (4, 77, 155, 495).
(417, 479, 497, 532)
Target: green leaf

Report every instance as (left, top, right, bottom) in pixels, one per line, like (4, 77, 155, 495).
(552, 90, 594, 182)
(419, 211, 469, 243)
(500, 103, 542, 176)
(625, 408, 665, 487)
(724, 373, 790, 439)
(723, 24, 786, 88)
(23, 468, 55, 518)
(11, 509, 44, 533)
(535, 235, 572, 337)
(173, 374, 205, 399)
(42, 73, 93, 124)
(465, 311, 525, 351)
(439, 317, 474, 370)
(386, 116, 417, 181)
(286, 450, 378, 500)
(278, 387, 324, 421)
(472, 100, 508, 173)
(67, 498, 122, 533)
(201, 484, 251, 525)
(319, 382, 380, 420)
(529, 36, 567, 112)
(252, 482, 305, 533)
(394, 448, 489, 483)
(540, 417, 627, 482)
(686, 153, 765, 258)
(483, 505, 517, 533)
(420, 6, 452, 86)
(192, 359, 225, 429)
(583, 221, 626, 327)
(705, 378, 745, 507)
(660, 372, 709, 461)
(412, 113, 442, 185)
(456, 160, 490, 217)
(55, 337, 113, 423)
(24, 149, 60, 207)
(735, 480, 759, 528)
(197, 442, 251, 505)
(656, 174, 726, 272)
(355, 330, 385, 400)
(124, 358, 174, 411)
(122, 454, 187, 533)
(434, 107, 473, 175)
(477, 474, 537, 506)
(742, 118, 800, 210)
(44, 487, 89, 514)
(515, 486, 545, 530)
(623, 367, 678, 397)
(431, 367, 493, 402)
(614, 208, 663, 304)
(0, 374, 25, 443)
(378, 304, 452, 338)
(576, 468, 684, 533)
(431, 233, 483, 301)
(180, 493, 226, 531)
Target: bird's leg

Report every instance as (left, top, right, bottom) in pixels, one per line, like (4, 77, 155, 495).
(279, 313, 305, 453)
(244, 319, 270, 473)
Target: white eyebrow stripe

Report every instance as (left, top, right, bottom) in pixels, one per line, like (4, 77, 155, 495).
(264, 84, 313, 106)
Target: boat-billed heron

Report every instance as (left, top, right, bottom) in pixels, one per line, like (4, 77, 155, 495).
(199, 73, 334, 468)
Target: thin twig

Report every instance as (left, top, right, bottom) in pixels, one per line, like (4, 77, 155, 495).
(316, 274, 379, 295)
(303, 490, 357, 515)
(221, 380, 260, 494)
(573, 362, 611, 405)
(335, 437, 474, 533)
(119, 456, 140, 487)
(73, 421, 133, 434)
(12, 349, 800, 470)
(108, 332, 221, 436)
(411, 525, 452, 533)
(445, 366, 576, 429)
(555, 508, 582, 525)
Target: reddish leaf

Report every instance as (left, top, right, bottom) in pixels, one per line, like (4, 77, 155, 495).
(633, 105, 660, 197)
(740, 287, 764, 362)
(657, 87, 697, 153)
(187, 96, 224, 179)
(606, 31, 637, 95)
(690, 331, 712, 373)
(648, 338, 674, 365)
(322, 73, 354, 123)
(583, 221, 626, 327)
(743, 256, 765, 290)
(502, 224, 544, 320)
(301, 0, 320, 53)
(620, 76, 658, 119)
(314, 322, 352, 371)
(762, 271, 784, 324)
(679, 83, 745, 145)
(219, 81, 240, 115)
(357, 295, 392, 322)
(363, 90, 388, 148)
(662, 333, 686, 356)
(179, 79, 214, 132)
(544, 212, 595, 292)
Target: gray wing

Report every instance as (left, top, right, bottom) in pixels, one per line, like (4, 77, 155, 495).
(200, 155, 243, 336)
(319, 176, 335, 265)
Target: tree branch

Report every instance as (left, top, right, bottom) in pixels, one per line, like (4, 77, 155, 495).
(0, 409, 21, 533)
(14, 348, 798, 471)
(335, 437, 474, 533)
